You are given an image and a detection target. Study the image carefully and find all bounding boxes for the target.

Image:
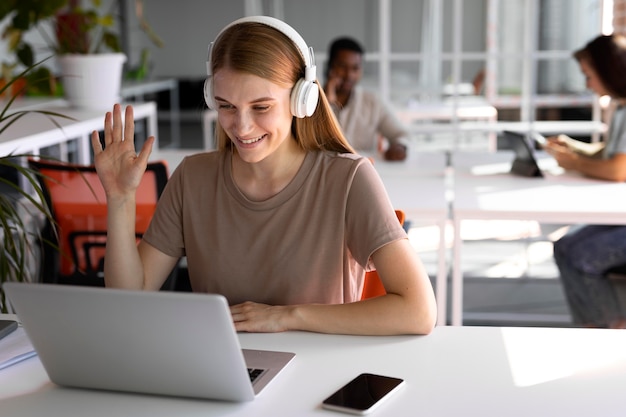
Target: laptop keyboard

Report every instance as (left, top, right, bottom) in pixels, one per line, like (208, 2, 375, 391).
(248, 368, 265, 383)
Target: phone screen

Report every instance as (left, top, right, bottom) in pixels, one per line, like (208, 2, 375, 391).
(322, 373, 405, 415)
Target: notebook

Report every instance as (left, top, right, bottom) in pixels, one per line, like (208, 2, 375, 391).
(2, 282, 295, 401)
(505, 130, 545, 178)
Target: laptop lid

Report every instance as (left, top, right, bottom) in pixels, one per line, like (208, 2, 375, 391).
(3, 282, 294, 401)
(505, 130, 544, 178)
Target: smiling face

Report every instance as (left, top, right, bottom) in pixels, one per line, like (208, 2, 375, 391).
(213, 67, 295, 164)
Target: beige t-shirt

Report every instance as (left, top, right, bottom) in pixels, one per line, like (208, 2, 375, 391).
(335, 86, 409, 152)
(143, 149, 406, 305)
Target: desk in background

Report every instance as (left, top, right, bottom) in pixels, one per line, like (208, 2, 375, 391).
(3, 316, 626, 416)
(0, 99, 158, 164)
(450, 150, 626, 326)
(396, 98, 499, 151)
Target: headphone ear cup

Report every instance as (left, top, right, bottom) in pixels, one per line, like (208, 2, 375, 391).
(290, 78, 319, 118)
(204, 77, 216, 109)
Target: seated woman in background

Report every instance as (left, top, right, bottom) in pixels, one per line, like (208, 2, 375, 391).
(91, 16, 437, 335)
(546, 34, 626, 328)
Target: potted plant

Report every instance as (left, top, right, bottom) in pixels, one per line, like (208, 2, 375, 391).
(0, 0, 163, 109)
(0, 62, 72, 313)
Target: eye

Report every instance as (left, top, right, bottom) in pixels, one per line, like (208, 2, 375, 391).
(253, 105, 270, 111)
(218, 103, 235, 110)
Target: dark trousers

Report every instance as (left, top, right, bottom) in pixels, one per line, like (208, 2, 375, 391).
(554, 225, 626, 327)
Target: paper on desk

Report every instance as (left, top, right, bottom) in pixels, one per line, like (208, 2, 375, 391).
(0, 326, 37, 370)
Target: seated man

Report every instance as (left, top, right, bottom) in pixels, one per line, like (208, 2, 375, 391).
(324, 37, 409, 161)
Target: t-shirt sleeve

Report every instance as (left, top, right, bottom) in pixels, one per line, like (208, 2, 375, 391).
(142, 158, 187, 258)
(344, 159, 408, 268)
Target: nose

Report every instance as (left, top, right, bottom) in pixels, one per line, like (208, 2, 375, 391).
(233, 109, 254, 136)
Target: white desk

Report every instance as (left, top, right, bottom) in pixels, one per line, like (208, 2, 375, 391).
(0, 99, 158, 164)
(3, 319, 626, 416)
(450, 150, 626, 326)
(150, 149, 450, 326)
(396, 98, 498, 151)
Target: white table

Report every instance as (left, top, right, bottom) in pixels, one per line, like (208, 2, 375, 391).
(150, 149, 451, 326)
(0, 99, 158, 164)
(450, 150, 626, 326)
(396, 98, 499, 151)
(3, 318, 626, 416)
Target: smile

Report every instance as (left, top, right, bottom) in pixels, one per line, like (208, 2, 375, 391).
(239, 134, 266, 144)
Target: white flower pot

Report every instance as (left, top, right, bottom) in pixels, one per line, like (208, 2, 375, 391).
(58, 53, 127, 110)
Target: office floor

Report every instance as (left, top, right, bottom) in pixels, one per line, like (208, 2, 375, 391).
(157, 118, 575, 328)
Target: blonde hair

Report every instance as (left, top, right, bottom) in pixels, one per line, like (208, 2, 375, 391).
(210, 21, 354, 154)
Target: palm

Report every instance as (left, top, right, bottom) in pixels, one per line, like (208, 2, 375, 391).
(91, 105, 154, 199)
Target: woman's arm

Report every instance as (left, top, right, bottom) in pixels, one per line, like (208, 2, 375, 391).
(92, 104, 178, 290)
(546, 143, 626, 181)
(568, 153, 626, 181)
(230, 238, 437, 335)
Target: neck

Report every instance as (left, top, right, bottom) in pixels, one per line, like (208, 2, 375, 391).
(231, 141, 306, 201)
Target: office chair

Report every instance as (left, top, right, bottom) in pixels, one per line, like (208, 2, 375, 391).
(360, 209, 406, 300)
(28, 158, 177, 289)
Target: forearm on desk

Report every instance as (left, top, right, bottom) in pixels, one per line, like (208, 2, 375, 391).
(289, 293, 436, 336)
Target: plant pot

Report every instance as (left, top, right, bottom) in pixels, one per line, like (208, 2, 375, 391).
(58, 53, 126, 110)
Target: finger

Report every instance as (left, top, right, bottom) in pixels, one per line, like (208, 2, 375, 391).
(137, 136, 155, 165)
(91, 130, 103, 154)
(124, 105, 135, 143)
(230, 303, 244, 314)
(112, 104, 123, 142)
(103, 111, 113, 146)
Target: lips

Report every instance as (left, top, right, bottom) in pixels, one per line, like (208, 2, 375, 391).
(238, 134, 266, 145)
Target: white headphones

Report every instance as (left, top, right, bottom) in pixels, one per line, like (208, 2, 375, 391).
(203, 15, 319, 118)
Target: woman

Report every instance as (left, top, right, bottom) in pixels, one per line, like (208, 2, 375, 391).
(91, 16, 436, 335)
(546, 34, 626, 328)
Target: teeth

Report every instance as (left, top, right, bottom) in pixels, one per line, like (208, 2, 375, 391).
(240, 135, 263, 144)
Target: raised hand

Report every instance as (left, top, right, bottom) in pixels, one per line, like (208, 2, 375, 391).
(91, 104, 155, 200)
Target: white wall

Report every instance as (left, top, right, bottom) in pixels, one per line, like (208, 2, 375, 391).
(144, 1, 245, 79)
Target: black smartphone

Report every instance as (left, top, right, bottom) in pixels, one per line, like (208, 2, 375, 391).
(321, 373, 405, 415)
(0, 320, 18, 341)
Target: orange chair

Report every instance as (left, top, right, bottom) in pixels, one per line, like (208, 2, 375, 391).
(360, 209, 406, 300)
(28, 158, 171, 287)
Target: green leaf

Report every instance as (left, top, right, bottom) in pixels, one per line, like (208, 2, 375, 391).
(16, 43, 34, 67)
(102, 32, 121, 52)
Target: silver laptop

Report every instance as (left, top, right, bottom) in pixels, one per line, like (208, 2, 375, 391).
(3, 282, 295, 401)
